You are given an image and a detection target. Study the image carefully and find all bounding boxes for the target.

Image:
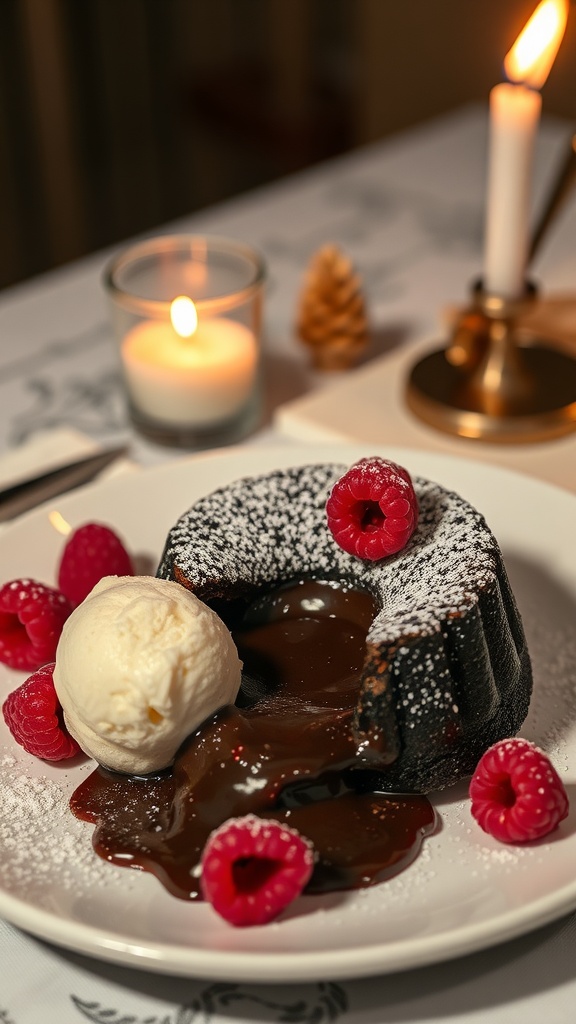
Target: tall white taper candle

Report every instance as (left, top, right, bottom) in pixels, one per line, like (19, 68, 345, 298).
(484, 83, 541, 299)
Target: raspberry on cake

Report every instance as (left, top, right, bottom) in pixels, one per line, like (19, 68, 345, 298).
(326, 457, 418, 560)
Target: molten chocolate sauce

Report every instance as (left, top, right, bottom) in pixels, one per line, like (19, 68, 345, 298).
(71, 579, 436, 900)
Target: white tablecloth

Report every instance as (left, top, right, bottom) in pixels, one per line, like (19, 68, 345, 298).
(1, 104, 576, 1022)
(3, 913, 576, 1024)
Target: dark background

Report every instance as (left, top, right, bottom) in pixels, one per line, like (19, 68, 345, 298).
(1, 0, 574, 290)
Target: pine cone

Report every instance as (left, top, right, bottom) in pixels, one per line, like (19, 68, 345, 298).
(297, 244, 369, 370)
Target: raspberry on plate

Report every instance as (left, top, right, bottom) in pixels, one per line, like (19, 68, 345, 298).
(0, 578, 72, 671)
(2, 662, 81, 760)
(469, 738, 569, 844)
(200, 815, 315, 926)
(57, 522, 134, 607)
(326, 456, 418, 560)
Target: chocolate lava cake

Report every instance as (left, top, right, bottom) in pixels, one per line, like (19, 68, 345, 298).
(156, 462, 533, 793)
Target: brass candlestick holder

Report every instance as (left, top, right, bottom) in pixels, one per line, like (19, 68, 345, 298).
(406, 132, 576, 444)
(406, 280, 576, 442)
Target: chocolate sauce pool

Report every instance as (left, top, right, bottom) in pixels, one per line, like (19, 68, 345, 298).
(71, 580, 436, 900)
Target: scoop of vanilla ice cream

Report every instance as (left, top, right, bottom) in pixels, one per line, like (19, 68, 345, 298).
(53, 575, 242, 774)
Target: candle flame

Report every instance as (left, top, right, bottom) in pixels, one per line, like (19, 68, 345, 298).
(504, 0, 568, 89)
(170, 296, 198, 338)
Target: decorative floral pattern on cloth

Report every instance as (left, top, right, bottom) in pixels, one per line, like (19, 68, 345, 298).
(2, 981, 348, 1024)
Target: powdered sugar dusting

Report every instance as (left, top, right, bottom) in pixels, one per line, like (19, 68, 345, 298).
(158, 462, 499, 646)
(0, 750, 125, 905)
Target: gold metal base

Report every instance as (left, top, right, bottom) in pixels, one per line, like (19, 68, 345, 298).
(406, 282, 576, 444)
(407, 344, 576, 443)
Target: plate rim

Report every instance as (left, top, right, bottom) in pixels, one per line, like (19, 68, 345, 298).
(2, 874, 576, 982)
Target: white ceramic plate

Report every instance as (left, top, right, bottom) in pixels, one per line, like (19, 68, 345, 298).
(1, 442, 576, 983)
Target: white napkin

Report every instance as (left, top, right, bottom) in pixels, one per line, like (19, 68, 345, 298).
(0, 427, 137, 532)
(274, 340, 576, 495)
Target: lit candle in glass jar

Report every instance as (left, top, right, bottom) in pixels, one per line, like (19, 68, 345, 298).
(104, 235, 265, 447)
(121, 296, 258, 428)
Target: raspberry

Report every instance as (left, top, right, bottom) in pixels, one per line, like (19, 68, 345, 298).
(2, 662, 81, 760)
(326, 457, 418, 560)
(200, 815, 315, 926)
(0, 579, 72, 671)
(469, 738, 569, 844)
(57, 522, 134, 607)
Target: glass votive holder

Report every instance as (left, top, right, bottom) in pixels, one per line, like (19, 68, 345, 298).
(103, 235, 266, 448)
